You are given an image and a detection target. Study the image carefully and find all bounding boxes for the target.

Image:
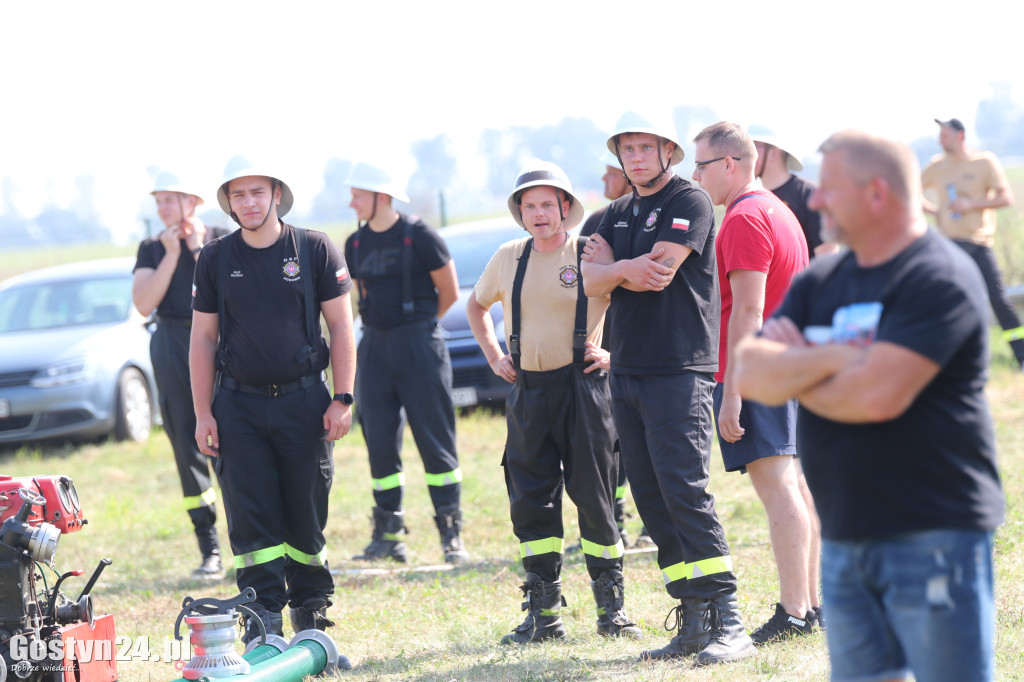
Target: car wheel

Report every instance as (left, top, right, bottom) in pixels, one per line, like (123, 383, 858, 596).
(113, 368, 152, 442)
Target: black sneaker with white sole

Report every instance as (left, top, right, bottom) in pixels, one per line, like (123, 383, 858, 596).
(750, 603, 813, 646)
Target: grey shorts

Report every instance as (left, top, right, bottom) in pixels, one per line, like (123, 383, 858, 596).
(712, 382, 797, 473)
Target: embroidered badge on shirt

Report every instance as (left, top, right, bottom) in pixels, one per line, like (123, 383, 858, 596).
(672, 218, 690, 230)
(559, 265, 579, 288)
(643, 209, 661, 232)
(337, 267, 349, 282)
(282, 259, 300, 281)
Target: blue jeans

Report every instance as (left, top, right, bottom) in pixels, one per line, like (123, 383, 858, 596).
(822, 530, 995, 682)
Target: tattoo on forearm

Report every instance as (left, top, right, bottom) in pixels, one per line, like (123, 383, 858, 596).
(663, 258, 675, 268)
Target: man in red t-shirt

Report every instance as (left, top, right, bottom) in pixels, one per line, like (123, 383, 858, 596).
(692, 122, 819, 646)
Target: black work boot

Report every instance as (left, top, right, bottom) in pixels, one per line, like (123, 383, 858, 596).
(352, 507, 408, 563)
(500, 572, 567, 644)
(289, 597, 336, 633)
(192, 525, 224, 580)
(591, 569, 642, 638)
(240, 604, 284, 646)
(433, 504, 470, 564)
(696, 593, 755, 665)
(639, 597, 710, 660)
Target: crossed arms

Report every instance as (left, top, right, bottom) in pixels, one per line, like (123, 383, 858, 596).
(734, 316, 941, 423)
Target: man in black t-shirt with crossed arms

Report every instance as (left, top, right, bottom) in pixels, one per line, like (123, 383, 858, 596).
(736, 130, 1004, 682)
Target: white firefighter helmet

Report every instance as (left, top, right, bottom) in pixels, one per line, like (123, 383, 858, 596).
(507, 160, 584, 231)
(749, 132, 804, 172)
(216, 155, 294, 218)
(150, 170, 204, 205)
(607, 111, 685, 165)
(601, 150, 622, 169)
(344, 162, 410, 204)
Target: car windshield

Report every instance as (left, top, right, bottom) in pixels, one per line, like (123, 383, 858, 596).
(0, 276, 132, 333)
(442, 223, 525, 288)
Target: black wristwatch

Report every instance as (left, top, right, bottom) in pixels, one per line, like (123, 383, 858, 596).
(333, 392, 355, 406)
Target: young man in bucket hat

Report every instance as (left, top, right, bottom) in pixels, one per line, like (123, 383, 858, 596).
(189, 155, 356, 644)
(467, 159, 640, 644)
(343, 162, 468, 565)
(581, 111, 754, 665)
(132, 171, 230, 579)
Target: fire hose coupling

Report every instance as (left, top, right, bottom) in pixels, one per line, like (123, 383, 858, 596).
(243, 633, 289, 656)
(174, 587, 264, 679)
(289, 629, 351, 674)
(1, 488, 60, 563)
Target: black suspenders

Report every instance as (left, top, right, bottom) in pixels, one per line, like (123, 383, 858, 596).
(508, 236, 589, 372)
(292, 226, 320, 370)
(353, 217, 415, 322)
(215, 226, 319, 374)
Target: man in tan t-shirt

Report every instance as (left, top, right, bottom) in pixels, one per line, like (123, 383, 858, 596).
(467, 160, 640, 645)
(922, 117, 1024, 369)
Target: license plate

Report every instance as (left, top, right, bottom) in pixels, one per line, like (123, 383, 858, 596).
(0, 399, 9, 419)
(451, 387, 477, 408)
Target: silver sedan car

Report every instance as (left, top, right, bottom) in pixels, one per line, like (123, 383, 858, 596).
(0, 257, 159, 445)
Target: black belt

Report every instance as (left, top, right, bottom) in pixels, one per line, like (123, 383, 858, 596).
(155, 315, 192, 328)
(218, 372, 326, 398)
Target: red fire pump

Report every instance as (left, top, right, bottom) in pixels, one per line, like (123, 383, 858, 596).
(0, 475, 116, 681)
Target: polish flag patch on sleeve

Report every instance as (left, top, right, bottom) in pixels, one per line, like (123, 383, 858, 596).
(672, 218, 690, 230)
(336, 267, 349, 282)
(191, 284, 196, 298)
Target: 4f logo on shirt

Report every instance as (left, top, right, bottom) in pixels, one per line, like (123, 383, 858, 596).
(282, 259, 300, 282)
(643, 209, 661, 232)
(559, 265, 579, 288)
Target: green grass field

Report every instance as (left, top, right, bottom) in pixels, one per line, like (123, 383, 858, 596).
(0, 339, 1021, 681)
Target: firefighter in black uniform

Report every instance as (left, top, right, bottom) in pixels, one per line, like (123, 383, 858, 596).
(467, 160, 640, 644)
(343, 162, 468, 564)
(581, 111, 753, 665)
(132, 171, 228, 579)
(190, 156, 356, 643)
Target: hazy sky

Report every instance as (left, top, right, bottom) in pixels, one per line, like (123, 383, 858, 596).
(4, 0, 1023, 241)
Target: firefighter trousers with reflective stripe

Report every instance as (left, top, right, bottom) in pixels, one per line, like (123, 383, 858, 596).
(503, 363, 622, 582)
(611, 371, 737, 601)
(212, 381, 334, 612)
(356, 319, 461, 513)
(151, 323, 217, 529)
